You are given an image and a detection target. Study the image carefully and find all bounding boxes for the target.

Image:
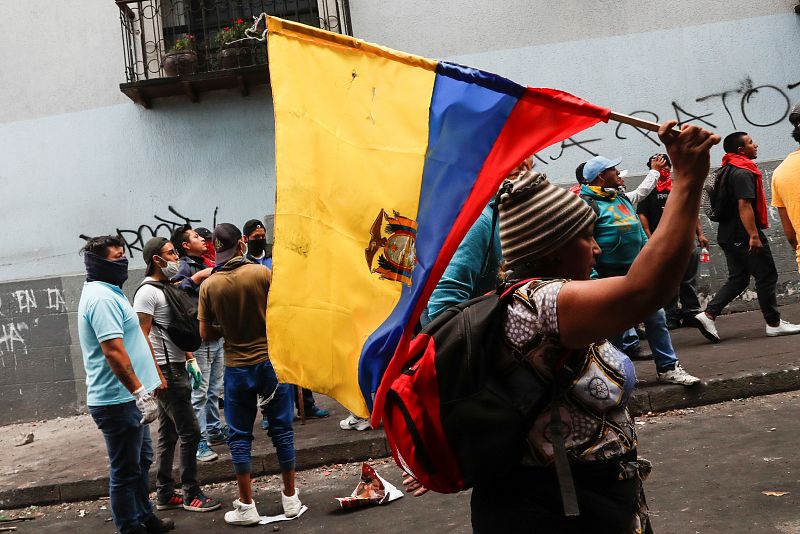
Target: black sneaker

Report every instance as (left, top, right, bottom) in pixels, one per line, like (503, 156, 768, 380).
(143, 514, 175, 533)
(624, 346, 653, 361)
(183, 491, 222, 512)
(156, 493, 183, 511)
(666, 318, 681, 330)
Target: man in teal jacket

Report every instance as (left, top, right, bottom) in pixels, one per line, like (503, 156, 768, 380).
(581, 156, 700, 386)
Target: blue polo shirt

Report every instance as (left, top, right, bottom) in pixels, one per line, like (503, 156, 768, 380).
(78, 281, 161, 406)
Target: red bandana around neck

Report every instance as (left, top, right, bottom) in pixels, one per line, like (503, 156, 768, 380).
(656, 169, 672, 192)
(721, 153, 768, 229)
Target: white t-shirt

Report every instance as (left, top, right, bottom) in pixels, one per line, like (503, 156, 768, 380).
(133, 278, 186, 365)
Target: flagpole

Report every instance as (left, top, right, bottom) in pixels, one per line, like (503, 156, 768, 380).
(609, 112, 681, 133)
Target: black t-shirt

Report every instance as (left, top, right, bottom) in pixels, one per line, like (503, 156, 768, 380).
(717, 166, 764, 245)
(637, 189, 670, 232)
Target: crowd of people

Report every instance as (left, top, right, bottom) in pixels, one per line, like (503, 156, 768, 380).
(75, 105, 800, 533)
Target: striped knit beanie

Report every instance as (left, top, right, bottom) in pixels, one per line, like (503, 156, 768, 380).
(499, 170, 596, 269)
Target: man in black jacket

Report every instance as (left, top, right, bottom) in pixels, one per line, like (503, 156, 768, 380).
(171, 225, 226, 462)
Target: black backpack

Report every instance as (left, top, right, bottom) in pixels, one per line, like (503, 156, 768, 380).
(135, 280, 202, 353)
(703, 165, 735, 222)
(383, 279, 585, 515)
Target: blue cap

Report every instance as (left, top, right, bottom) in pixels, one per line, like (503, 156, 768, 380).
(582, 156, 622, 182)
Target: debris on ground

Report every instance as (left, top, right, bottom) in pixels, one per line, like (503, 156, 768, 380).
(14, 433, 34, 447)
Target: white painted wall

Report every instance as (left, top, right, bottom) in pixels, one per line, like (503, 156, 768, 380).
(1, 0, 799, 281)
(349, 0, 800, 182)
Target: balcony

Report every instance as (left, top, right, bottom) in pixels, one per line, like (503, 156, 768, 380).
(116, 0, 352, 107)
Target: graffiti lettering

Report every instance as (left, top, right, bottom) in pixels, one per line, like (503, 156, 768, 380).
(615, 110, 661, 146)
(740, 85, 791, 128)
(0, 321, 28, 357)
(671, 101, 716, 129)
(46, 288, 67, 312)
(12, 289, 36, 314)
(79, 205, 218, 258)
(548, 136, 603, 161)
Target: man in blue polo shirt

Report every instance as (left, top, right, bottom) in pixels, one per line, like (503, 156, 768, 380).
(78, 235, 174, 534)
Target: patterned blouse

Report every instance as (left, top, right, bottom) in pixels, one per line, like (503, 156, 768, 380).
(503, 279, 638, 466)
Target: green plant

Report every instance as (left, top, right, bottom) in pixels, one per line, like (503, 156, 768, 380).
(216, 19, 249, 46)
(169, 34, 195, 53)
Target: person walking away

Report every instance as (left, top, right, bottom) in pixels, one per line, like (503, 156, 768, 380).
(78, 235, 174, 534)
(198, 224, 302, 525)
(772, 104, 800, 273)
(134, 237, 221, 513)
(580, 155, 700, 385)
(694, 132, 800, 342)
(171, 225, 225, 462)
(637, 153, 708, 330)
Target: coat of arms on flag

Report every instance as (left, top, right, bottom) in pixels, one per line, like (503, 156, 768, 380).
(365, 210, 418, 286)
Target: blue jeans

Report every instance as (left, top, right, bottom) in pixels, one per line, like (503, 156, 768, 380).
(610, 308, 678, 373)
(192, 338, 225, 440)
(89, 401, 154, 533)
(224, 360, 296, 474)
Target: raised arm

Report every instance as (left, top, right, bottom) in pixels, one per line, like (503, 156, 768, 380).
(558, 122, 720, 348)
(625, 169, 658, 207)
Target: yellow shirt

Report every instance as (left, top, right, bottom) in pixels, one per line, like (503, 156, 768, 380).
(771, 149, 800, 271)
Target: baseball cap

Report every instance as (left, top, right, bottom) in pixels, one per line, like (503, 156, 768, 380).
(195, 227, 212, 240)
(212, 223, 242, 265)
(142, 237, 169, 274)
(582, 156, 622, 183)
(242, 219, 264, 237)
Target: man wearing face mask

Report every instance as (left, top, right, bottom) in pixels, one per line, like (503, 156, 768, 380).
(198, 224, 302, 525)
(78, 235, 171, 534)
(580, 156, 701, 385)
(133, 237, 221, 514)
(242, 219, 272, 268)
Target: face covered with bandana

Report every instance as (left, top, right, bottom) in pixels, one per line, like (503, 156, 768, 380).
(84, 245, 129, 288)
(245, 225, 269, 258)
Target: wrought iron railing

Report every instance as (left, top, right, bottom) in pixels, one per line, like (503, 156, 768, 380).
(116, 0, 352, 83)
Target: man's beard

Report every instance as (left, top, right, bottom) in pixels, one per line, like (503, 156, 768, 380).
(792, 126, 800, 144)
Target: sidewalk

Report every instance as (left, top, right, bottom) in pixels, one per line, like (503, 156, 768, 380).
(3, 302, 800, 510)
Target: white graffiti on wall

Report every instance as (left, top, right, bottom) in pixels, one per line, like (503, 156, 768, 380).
(0, 286, 68, 369)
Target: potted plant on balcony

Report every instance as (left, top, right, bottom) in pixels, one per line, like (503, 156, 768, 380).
(216, 19, 253, 69)
(162, 35, 198, 77)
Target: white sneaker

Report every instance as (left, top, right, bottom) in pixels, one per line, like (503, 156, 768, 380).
(657, 363, 701, 386)
(224, 499, 260, 526)
(766, 319, 800, 337)
(282, 488, 302, 518)
(694, 312, 720, 343)
(339, 414, 371, 431)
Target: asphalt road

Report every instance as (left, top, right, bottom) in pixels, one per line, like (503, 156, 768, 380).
(5, 392, 800, 534)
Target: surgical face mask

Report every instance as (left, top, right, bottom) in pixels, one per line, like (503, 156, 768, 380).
(157, 258, 180, 278)
(247, 238, 267, 257)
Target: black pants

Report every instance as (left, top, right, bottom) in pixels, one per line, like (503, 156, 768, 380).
(470, 459, 648, 534)
(665, 246, 701, 322)
(156, 363, 201, 501)
(706, 240, 780, 325)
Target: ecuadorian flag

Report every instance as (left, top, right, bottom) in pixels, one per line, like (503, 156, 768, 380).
(266, 17, 611, 419)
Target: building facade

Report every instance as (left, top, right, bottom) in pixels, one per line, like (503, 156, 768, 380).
(1, 0, 799, 423)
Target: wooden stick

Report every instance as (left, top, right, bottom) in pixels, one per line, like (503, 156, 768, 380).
(609, 111, 681, 133)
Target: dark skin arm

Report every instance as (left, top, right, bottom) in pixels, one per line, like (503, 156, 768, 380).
(696, 221, 709, 248)
(99, 338, 143, 394)
(778, 207, 798, 250)
(738, 199, 763, 254)
(557, 121, 720, 349)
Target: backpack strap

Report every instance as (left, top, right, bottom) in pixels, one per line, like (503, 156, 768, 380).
(579, 193, 600, 216)
(135, 280, 173, 370)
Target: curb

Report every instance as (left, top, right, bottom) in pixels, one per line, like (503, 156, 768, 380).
(0, 432, 388, 510)
(4, 367, 800, 509)
(629, 366, 800, 416)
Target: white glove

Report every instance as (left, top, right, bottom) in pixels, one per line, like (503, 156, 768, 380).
(134, 386, 158, 425)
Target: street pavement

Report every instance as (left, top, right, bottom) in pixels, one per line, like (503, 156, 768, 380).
(5, 392, 800, 534)
(3, 302, 800, 509)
